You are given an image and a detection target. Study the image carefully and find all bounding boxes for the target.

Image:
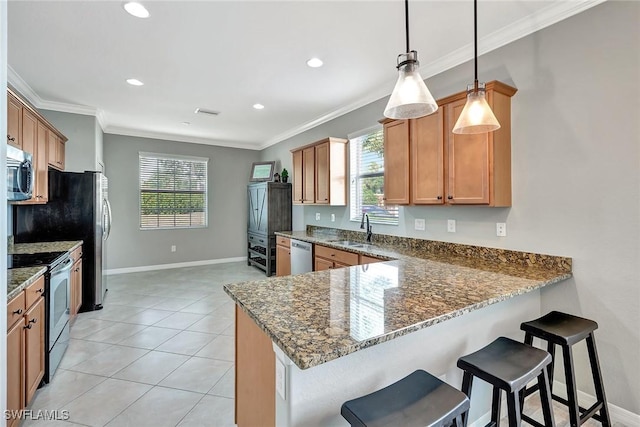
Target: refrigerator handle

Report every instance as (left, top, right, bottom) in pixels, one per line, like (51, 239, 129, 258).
(103, 199, 113, 240)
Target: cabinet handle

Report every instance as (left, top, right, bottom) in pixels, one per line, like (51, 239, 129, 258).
(24, 324, 32, 330)
(437, 196, 443, 200)
(330, 254, 335, 257)
(36, 288, 44, 293)
(324, 198, 328, 201)
(7, 135, 15, 142)
(29, 318, 37, 324)
(447, 196, 453, 200)
(13, 309, 23, 315)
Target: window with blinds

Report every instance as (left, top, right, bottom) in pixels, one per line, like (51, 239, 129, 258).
(349, 127, 399, 225)
(139, 152, 208, 229)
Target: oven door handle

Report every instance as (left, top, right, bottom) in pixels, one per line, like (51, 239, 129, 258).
(51, 258, 74, 275)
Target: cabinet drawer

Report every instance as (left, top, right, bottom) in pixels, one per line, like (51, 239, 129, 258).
(24, 275, 45, 309)
(248, 233, 268, 246)
(360, 255, 384, 265)
(276, 236, 290, 247)
(70, 245, 83, 263)
(7, 292, 26, 330)
(315, 245, 359, 266)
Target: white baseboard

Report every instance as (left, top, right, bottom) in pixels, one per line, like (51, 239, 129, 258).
(105, 256, 248, 275)
(468, 381, 639, 427)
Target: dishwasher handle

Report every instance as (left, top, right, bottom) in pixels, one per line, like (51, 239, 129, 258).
(291, 241, 311, 251)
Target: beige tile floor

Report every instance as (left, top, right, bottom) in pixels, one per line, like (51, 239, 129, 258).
(24, 261, 265, 427)
(22, 261, 624, 427)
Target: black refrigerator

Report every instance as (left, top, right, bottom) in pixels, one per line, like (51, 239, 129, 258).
(14, 170, 112, 311)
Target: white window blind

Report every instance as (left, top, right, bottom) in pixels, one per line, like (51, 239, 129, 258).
(139, 153, 208, 229)
(349, 128, 399, 225)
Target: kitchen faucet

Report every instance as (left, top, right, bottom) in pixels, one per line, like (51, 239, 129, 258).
(360, 213, 373, 243)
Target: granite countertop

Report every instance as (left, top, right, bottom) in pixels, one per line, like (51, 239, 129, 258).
(8, 267, 47, 301)
(6, 240, 83, 300)
(225, 228, 572, 370)
(9, 240, 83, 255)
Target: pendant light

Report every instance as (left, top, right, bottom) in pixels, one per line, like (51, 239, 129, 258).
(452, 0, 500, 134)
(383, 0, 438, 120)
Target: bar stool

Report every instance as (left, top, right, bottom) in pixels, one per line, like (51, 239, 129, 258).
(457, 337, 555, 427)
(521, 311, 611, 427)
(340, 369, 470, 427)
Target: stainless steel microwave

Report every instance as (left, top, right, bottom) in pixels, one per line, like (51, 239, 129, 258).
(7, 145, 34, 201)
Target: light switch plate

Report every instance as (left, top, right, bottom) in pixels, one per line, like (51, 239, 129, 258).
(275, 358, 286, 400)
(496, 223, 507, 237)
(414, 219, 426, 231)
(315, 212, 321, 221)
(331, 214, 336, 222)
(447, 219, 456, 233)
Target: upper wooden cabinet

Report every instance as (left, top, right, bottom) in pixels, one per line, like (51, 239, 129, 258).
(7, 93, 22, 148)
(48, 130, 66, 171)
(291, 137, 347, 206)
(383, 120, 410, 204)
(382, 81, 516, 207)
(7, 89, 67, 205)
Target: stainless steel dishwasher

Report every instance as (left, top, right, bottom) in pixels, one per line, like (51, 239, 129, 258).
(290, 239, 313, 274)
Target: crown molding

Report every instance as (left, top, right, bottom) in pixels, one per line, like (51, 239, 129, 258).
(259, 0, 606, 149)
(103, 125, 261, 151)
(9, 0, 605, 152)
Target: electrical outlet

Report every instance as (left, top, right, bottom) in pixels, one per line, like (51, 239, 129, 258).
(315, 212, 321, 221)
(447, 219, 456, 233)
(414, 218, 426, 231)
(171, 245, 177, 252)
(496, 223, 507, 237)
(331, 214, 336, 222)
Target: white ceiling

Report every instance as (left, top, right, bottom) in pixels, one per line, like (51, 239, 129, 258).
(7, 0, 603, 150)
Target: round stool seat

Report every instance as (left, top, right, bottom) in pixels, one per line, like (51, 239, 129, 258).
(457, 337, 552, 393)
(341, 370, 470, 427)
(521, 310, 598, 346)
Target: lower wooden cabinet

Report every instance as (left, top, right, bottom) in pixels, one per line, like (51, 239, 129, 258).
(6, 275, 46, 426)
(275, 241, 291, 277)
(360, 255, 384, 265)
(314, 245, 359, 271)
(70, 246, 84, 317)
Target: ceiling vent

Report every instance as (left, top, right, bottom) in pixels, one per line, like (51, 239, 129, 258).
(194, 108, 220, 116)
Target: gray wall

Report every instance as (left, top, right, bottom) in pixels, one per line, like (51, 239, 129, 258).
(103, 134, 260, 269)
(39, 109, 102, 173)
(261, 2, 640, 414)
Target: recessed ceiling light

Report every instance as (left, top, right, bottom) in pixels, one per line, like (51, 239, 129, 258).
(253, 104, 265, 110)
(181, 122, 191, 126)
(124, 2, 150, 19)
(126, 78, 144, 86)
(306, 58, 324, 68)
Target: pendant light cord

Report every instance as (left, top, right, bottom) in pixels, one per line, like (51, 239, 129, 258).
(405, 0, 410, 53)
(474, 0, 479, 90)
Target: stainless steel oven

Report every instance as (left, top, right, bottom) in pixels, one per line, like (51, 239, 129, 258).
(47, 255, 72, 381)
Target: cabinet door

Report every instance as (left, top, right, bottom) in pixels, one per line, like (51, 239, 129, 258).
(445, 98, 490, 205)
(7, 93, 22, 148)
(383, 120, 410, 204)
(71, 260, 83, 316)
(411, 111, 444, 204)
(7, 320, 24, 427)
(315, 142, 329, 204)
(35, 122, 49, 202)
(57, 139, 66, 170)
(275, 245, 291, 277)
(18, 110, 38, 204)
(302, 146, 315, 203)
(24, 297, 45, 405)
(48, 130, 59, 168)
(248, 185, 268, 234)
(292, 150, 303, 204)
(314, 257, 334, 271)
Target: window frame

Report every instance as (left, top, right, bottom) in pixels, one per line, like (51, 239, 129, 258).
(349, 126, 399, 226)
(138, 152, 209, 231)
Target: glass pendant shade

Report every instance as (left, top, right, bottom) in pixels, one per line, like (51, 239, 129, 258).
(452, 85, 500, 134)
(384, 54, 438, 120)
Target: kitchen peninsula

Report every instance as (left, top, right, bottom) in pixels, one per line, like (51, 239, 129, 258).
(224, 227, 572, 427)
